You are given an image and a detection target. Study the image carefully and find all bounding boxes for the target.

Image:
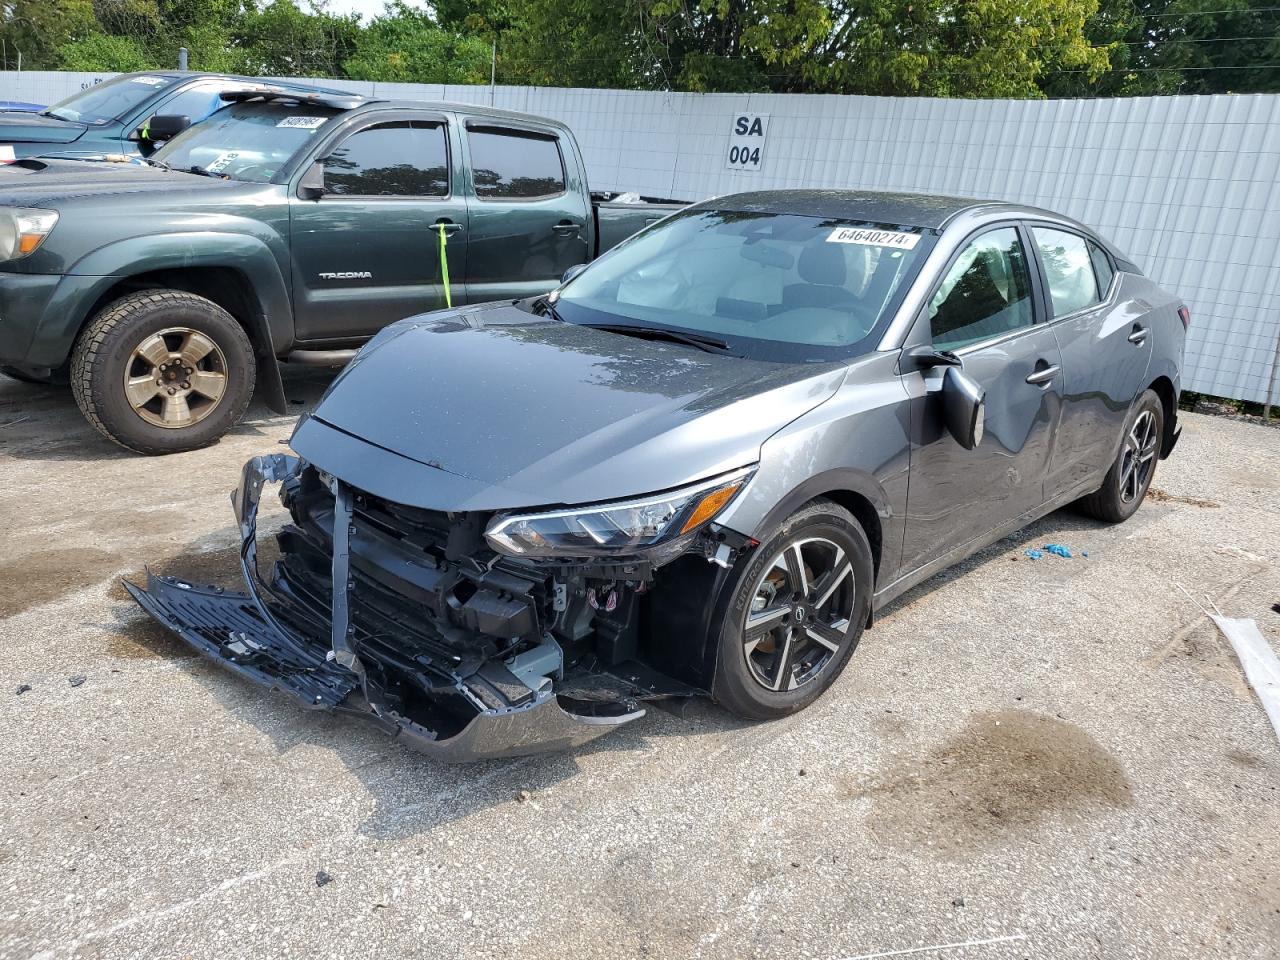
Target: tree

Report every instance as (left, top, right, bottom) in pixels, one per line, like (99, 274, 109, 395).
(238, 0, 361, 77)
(494, 0, 1112, 97)
(344, 1, 490, 83)
(0, 0, 98, 69)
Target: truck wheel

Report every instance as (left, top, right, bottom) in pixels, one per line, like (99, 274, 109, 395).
(711, 499, 874, 721)
(71, 290, 256, 455)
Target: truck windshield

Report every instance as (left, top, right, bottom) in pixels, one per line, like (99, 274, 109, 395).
(555, 209, 933, 362)
(44, 74, 179, 124)
(153, 101, 342, 182)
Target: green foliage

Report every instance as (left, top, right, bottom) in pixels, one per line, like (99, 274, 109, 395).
(344, 1, 490, 83)
(1, 0, 1277, 96)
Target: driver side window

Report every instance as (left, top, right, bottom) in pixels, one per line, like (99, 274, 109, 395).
(929, 227, 1034, 351)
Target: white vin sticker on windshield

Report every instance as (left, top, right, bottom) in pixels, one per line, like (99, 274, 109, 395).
(826, 227, 921, 249)
(277, 116, 328, 129)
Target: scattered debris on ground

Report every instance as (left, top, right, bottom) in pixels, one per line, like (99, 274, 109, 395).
(315, 870, 333, 888)
(15, 683, 31, 695)
(68, 676, 86, 688)
(1148, 488, 1220, 508)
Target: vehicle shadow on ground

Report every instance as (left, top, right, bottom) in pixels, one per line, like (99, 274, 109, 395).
(0, 367, 339, 462)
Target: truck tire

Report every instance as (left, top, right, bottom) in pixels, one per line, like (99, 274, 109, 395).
(71, 290, 256, 455)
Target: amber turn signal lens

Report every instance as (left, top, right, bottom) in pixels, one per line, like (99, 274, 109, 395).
(679, 482, 744, 535)
(17, 234, 43, 255)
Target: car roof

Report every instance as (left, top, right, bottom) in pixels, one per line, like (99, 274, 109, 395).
(124, 71, 355, 97)
(703, 189, 1012, 230)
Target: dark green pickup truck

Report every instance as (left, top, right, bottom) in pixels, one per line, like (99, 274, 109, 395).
(0, 88, 682, 453)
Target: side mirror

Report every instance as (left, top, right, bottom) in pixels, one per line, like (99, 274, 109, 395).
(941, 366, 986, 450)
(907, 344, 962, 369)
(141, 114, 191, 142)
(561, 262, 587, 286)
(298, 161, 327, 200)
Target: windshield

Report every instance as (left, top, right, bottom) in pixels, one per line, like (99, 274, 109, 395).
(45, 74, 177, 124)
(555, 209, 933, 362)
(153, 101, 342, 182)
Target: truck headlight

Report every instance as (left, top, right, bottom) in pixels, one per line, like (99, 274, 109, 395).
(485, 466, 754, 559)
(0, 208, 59, 261)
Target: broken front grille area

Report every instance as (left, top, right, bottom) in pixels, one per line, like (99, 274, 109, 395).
(269, 465, 553, 678)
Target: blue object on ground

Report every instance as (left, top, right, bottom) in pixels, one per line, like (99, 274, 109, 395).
(1025, 549, 1044, 560)
(1043, 543, 1072, 558)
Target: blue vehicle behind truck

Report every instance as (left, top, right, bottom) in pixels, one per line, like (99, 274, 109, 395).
(0, 71, 338, 163)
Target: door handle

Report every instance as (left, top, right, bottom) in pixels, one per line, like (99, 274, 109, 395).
(1128, 325, 1148, 345)
(552, 220, 582, 236)
(434, 220, 464, 235)
(1025, 363, 1060, 386)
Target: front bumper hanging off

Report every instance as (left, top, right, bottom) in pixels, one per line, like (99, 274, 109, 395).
(123, 454, 645, 761)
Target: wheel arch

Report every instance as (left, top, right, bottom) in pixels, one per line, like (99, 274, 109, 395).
(747, 469, 890, 585)
(1147, 373, 1178, 457)
(72, 269, 287, 417)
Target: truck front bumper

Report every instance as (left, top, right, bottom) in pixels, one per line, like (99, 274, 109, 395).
(0, 271, 115, 367)
(124, 454, 646, 762)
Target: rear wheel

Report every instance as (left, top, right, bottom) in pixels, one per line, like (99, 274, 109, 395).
(712, 499, 873, 720)
(71, 290, 256, 455)
(1076, 388, 1163, 523)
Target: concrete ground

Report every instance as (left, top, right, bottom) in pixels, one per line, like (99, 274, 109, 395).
(1, 372, 1277, 960)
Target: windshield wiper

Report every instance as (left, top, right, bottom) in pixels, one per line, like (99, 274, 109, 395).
(143, 157, 171, 171)
(38, 110, 72, 122)
(584, 322, 731, 354)
(531, 295, 565, 323)
(185, 165, 229, 179)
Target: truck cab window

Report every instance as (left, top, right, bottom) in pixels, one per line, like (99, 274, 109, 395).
(467, 127, 565, 199)
(324, 121, 449, 197)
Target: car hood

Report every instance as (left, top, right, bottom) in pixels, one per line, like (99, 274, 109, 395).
(297, 302, 847, 510)
(0, 113, 89, 145)
(0, 157, 242, 206)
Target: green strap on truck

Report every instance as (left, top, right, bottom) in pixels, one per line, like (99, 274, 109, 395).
(437, 223, 452, 308)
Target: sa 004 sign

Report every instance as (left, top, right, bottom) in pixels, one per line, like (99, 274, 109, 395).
(726, 113, 769, 171)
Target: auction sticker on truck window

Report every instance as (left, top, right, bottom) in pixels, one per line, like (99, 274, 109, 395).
(826, 226, 921, 249)
(130, 76, 168, 86)
(0, 145, 14, 165)
(277, 116, 328, 129)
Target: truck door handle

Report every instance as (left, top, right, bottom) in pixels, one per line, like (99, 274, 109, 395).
(434, 219, 463, 235)
(1128, 325, 1148, 345)
(1025, 362, 1060, 386)
(552, 220, 582, 236)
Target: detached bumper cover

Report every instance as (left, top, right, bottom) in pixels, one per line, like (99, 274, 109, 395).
(125, 454, 644, 761)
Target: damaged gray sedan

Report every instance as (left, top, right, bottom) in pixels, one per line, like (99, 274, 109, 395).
(128, 190, 1187, 760)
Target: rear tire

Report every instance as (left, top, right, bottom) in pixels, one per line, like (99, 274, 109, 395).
(70, 290, 256, 455)
(1076, 389, 1163, 523)
(712, 499, 874, 721)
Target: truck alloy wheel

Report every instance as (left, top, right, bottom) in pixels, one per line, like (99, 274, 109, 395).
(71, 289, 256, 455)
(124, 327, 229, 428)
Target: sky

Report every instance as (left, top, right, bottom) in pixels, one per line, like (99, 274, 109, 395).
(318, 0, 428, 22)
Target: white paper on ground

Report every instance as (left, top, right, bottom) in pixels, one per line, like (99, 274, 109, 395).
(1211, 614, 1280, 741)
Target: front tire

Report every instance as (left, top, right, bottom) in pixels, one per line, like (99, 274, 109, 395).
(712, 499, 874, 721)
(70, 290, 256, 455)
(1076, 388, 1163, 523)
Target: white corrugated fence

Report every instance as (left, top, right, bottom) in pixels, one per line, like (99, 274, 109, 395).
(4, 70, 1279, 405)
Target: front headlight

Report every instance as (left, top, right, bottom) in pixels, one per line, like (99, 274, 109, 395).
(0, 207, 59, 261)
(485, 466, 755, 559)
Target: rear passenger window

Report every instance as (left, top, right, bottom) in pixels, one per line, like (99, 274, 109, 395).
(1088, 240, 1114, 296)
(467, 126, 565, 199)
(929, 227, 1034, 350)
(1032, 227, 1100, 317)
(323, 121, 448, 197)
